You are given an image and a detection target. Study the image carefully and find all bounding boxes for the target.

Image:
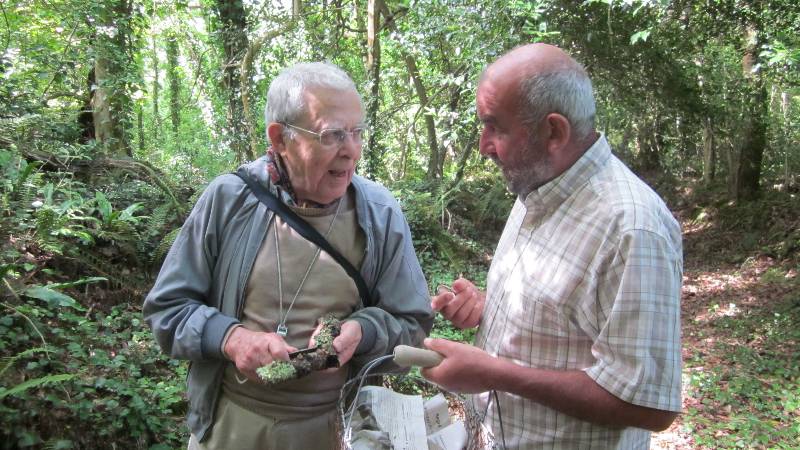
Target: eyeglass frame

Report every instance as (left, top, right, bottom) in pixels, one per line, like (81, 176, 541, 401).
(280, 122, 367, 147)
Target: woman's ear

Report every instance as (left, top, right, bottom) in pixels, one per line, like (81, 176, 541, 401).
(267, 123, 288, 154)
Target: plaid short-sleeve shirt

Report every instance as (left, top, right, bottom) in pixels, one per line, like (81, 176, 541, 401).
(474, 135, 683, 449)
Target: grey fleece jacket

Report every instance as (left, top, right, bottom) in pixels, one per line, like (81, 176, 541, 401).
(143, 157, 433, 440)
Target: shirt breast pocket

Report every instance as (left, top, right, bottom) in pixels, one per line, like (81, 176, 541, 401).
(500, 292, 574, 369)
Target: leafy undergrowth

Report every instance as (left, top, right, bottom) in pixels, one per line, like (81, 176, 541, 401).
(3, 174, 798, 449)
(652, 187, 800, 449)
(0, 292, 188, 449)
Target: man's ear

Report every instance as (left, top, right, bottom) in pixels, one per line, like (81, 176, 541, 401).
(545, 113, 571, 154)
(267, 122, 288, 154)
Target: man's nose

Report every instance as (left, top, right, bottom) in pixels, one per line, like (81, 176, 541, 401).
(478, 130, 493, 156)
(339, 134, 362, 158)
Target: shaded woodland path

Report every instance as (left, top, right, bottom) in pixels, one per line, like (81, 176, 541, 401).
(651, 193, 800, 449)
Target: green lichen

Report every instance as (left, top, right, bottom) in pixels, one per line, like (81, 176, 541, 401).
(314, 314, 341, 349)
(256, 361, 297, 384)
(256, 315, 343, 386)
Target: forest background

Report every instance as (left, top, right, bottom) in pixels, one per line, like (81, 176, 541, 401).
(1, 0, 799, 449)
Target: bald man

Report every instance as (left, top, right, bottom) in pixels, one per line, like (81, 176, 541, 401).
(422, 44, 683, 449)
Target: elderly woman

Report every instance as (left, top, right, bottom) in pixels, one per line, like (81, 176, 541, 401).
(143, 62, 433, 449)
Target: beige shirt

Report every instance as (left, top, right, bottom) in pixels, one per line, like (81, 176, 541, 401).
(474, 135, 683, 449)
(222, 187, 365, 419)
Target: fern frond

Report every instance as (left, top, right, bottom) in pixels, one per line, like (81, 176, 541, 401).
(0, 346, 51, 378)
(152, 227, 181, 264)
(0, 373, 75, 400)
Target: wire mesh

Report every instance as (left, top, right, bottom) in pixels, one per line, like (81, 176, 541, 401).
(336, 356, 501, 450)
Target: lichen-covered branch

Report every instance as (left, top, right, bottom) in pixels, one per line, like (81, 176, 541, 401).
(256, 315, 342, 385)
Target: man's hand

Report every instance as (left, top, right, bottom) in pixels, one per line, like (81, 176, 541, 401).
(224, 327, 297, 382)
(332, 320, 362, 366)
(431, 277, 485, 329)
(310, 319, 362, 366)
(420, 338, 497, 394)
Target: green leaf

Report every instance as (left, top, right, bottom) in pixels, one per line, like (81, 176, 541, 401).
(0, 373, 75, 400)
(0, 347, 51, 378)
(630, 30, 651, 44)
(21, 286, 85, 311)
(48, 440, 75, 450)
(94, 191, 112, 222)
(46, 277, 107, 290)
(119, 202, 143, 221)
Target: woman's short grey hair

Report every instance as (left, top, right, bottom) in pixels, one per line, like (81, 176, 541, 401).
(518, 67, 596, 139)
(264, 62, 362, 135)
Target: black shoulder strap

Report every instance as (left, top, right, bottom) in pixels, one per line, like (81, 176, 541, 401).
(234, 169, 374, 307)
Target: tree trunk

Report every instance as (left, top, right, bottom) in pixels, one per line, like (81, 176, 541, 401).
(782, 92, 792, 187)
(635, 115, 661, 173)
(364, 0, 382, 179)
(137, 104, 145, 154)
(378, 2, 440, 181)
(726, 137, 742, 199)
(93, 53, 126, 155)
(240, 24, 292, 161)
(405, 54, 440, 181)
(166, 33, 181, 139)
(93, 0, 131, 157)
(152, 35, 160, 141)
(702, 116, 716, 186)
(440, 74, 467, 179)
(447, 127, 478, 193)
(215, 0, 250, 163)
(736, 25, 767, 200)
(293, 0, 302, 17)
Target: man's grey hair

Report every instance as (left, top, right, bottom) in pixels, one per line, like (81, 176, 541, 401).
(264, 62, 361, 137)
(518, 67, 596, 139)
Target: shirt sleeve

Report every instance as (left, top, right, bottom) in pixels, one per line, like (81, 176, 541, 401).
(142, 178, 242, 361)
(583, 228, 683, 412)
(347, 198, 434, 367)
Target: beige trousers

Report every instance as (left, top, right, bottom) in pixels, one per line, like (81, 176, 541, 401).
(188, 394, 339, 450)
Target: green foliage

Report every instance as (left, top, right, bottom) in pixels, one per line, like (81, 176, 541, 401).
(2, 1, 800, 448)
(684, 296, 800, 448)
(0, 293, 188, 449)
(430, 314, 476, 344)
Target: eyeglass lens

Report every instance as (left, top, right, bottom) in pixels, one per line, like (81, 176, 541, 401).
(319, 128, 364, 146)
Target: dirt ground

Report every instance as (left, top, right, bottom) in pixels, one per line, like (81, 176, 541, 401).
(650, 202, 799, 449)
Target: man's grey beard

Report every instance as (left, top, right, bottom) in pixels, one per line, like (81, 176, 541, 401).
(491, 139, 553, 199)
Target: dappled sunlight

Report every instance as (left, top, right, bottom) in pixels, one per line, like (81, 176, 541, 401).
(682, 255, 795, 334)
(680, 217, 715, 236)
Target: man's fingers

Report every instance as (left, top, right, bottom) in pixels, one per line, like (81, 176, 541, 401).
(440, 289, 474, 321)
(451, 277, 473, 292)
(431, 291, 455, 311)
(463, 302, 483, 328)
(268, 338, 290, 361)
(423, 337, 449, 353)
(451, 289, 482, 327)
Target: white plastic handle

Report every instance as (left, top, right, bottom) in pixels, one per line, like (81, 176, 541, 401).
(393, 345, 444, 368)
